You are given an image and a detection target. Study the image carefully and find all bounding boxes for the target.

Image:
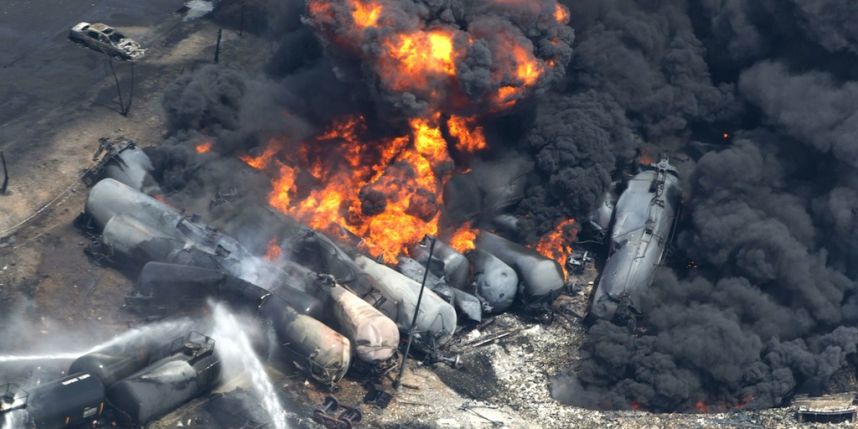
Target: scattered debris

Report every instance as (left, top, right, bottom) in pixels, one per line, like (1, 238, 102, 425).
(312, 396, 363, 429)
(363, 384, 393, 409)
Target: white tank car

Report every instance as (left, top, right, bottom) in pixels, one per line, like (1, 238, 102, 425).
(589, 159, 681, 321)
(355, 255, 457, 348)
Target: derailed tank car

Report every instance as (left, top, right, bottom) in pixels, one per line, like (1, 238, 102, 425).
(476, 231, 565, 307)
(106, 334, 221, 426)
(588, 159, 681, 321)
(22, 373, 105, 429)
(6, 332, 219, 429)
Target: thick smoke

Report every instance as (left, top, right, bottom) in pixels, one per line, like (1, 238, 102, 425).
(303, 0, 574, 117)
(516, 0, 737, 238)
(553, 0, 858, 412)
(155, 0, 576, 246)
(151, 0, 858, 412)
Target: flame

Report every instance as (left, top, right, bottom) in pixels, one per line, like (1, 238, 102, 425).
(639, 147, 653, 166)
(264, 238, 282, 262)
(411, 115, 449, 165)
(694, 400, 708, 413)
(554, 4, 570, 24)
(535, 219, 578, 276)
(268, 163, 296, 212)
(260, 115, 459, 262)
(491, 40, 544, 109)
(513, 43, 542, 87)
(494, 86, 520, 109)
(307, 0, 335, 22)
(449, 223, 479, 253)
(350, 0, 382, 28)
(380, 29, 458, 93)
(255, 0, 569, 262)
(240, 142, 279, 170)
(448, 115, 487, 153)
(195, 141, 213, 154)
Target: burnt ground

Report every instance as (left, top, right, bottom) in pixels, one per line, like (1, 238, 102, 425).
(0, 3, 855, 429)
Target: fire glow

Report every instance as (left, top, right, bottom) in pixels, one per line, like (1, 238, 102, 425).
(306, 0, 565, 111)
(536, 219, 578, 276)
(243, 115, 461, 262)
(195, 141, 212, 154)
(237, 0, 571, 262)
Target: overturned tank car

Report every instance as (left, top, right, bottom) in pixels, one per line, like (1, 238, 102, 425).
(476, 231, 565, 307)
(588, 159, 681, 321)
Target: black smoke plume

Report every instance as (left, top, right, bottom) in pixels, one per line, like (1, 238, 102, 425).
(153, 0, 858, 413)
(551, 0, 858, 412)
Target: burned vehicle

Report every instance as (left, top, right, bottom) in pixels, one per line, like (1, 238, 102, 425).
(68, 22, 145, 60)
(588, 159, 681, 321)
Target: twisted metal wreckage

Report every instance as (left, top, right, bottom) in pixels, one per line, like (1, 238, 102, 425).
(1, 140, 679, 428)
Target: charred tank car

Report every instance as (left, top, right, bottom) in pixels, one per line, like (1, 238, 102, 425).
(6, 332, 220, 429)
(588, 159, 681, 322)
(106, 334, 221, 426)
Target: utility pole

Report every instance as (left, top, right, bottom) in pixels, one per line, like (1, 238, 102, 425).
(394, 236, 437, 390)
(239, 1, 246, 37)
(214, 28, 223, 64)
(125, 61, 135, 115)
(1, 152, 8, 194)
(107, 57, 134, 116)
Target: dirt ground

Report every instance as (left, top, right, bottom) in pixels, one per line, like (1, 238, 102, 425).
(0, 4, 853, 429)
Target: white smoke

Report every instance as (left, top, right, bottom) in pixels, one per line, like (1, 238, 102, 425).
(0, 318, 194, 363)
(210, 301, 288, 429)
(1, 410, 26, 429)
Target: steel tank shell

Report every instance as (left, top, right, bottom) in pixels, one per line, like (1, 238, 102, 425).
(137, 261, 226, 299)
(107, 352, 220, 426)
(100, 214, 222, 270)
(398, 257, 483, 323)
(355, 255, 457, 347)
(476, 232, 565, 303)
(24, 373, 105, 429)
(289, 228, 379, 297)
(329, 283, 400, 363)
(589, 162, 680, 320)
(69, 338, 162, 387)
(469, 249, 518, 313)
(276, 259, 399, 363)
(410, 237, 470, 290)
(86, 178, 182, 231)
(260, 297, 351, 386)
(102, 146, 159, 194)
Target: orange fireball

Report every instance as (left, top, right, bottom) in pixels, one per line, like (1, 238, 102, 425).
(195, 141, 213, 154)
(350, 0, 382, 28)
(554, 4, 570, 24)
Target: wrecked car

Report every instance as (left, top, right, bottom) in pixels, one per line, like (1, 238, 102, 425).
(68, 22, 146, 60)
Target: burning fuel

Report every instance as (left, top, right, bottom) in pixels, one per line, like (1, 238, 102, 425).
(235, 0, 572, 262)
(535, 219, 578, 276)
